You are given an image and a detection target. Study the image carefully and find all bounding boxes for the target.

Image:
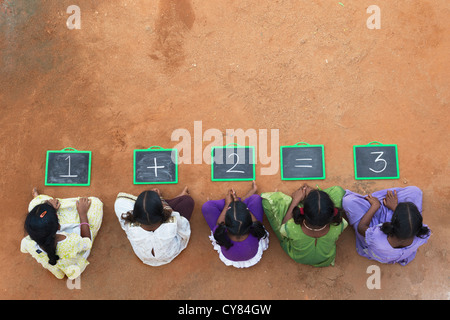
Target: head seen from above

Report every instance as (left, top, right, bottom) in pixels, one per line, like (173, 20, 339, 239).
(24, 203, 60, 265)
(381, 202, 430, 239)
(294, 190, 342, 228)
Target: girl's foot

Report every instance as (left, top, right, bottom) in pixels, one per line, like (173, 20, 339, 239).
(243, 181, 258, 200)
(250, 181, 257, 193)
(32, 187, 39, 198)
(177, 186, 190, 197)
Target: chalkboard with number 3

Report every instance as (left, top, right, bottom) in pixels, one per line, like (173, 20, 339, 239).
(353, 141, 399, 180)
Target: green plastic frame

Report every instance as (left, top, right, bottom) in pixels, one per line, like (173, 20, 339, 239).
(280, 142, 326, 180)
(45, 147, 92, 186)
(353, 141, 400, 180)
(133, 146, 178, 185)
(211, 143, 256, 181)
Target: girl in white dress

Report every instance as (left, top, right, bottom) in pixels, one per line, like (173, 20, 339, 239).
(114, 187, 194, 266)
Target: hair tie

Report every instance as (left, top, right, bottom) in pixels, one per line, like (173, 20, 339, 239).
(39, 211, 47, 218)
(299, 207, 304, 215)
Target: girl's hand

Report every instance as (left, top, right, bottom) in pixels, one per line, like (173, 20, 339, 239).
(77, 197, 92, 240)
(151, 188, 162, 197)
(225, 189, 237, 206)
(365, 194, 381, 210)
(303, 184, 314, 197)
(358, 195, 380, 237)
(76, 197, 91, 216)
(291, 186, 306, 205)
(383, 190, 398, 211)
(46, 199, 61, 210)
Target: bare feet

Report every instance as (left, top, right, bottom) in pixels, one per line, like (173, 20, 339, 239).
(243, 181, 258, 200)
(250, 181, 257, 193)
(32, 187, 39, 198)
(176, 186, 190, 198)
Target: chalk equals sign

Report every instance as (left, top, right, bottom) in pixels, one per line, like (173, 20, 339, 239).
(295, 158, 313, 168)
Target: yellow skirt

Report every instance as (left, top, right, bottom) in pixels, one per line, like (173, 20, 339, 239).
(21, 194, 103, 279)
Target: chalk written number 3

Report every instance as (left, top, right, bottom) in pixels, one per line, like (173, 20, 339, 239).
(369, 151, 387, 173)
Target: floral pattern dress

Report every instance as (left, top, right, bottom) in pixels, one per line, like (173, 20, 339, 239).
(20, 195, 103, 280)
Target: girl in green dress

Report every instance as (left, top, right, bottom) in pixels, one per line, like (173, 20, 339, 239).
(261, 184, 347, 267)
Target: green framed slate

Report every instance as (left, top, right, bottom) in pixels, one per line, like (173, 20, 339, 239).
(133, 146, 178, 184)
(280, 142, 326, 180)
(353, 141, 400, 180)
(211, 144, 255, 181)
(45, 147, 92, 186)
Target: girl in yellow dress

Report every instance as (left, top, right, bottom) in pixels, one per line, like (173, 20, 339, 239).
(20, 188, 103, 280)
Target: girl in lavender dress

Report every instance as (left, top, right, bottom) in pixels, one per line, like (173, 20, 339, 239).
(342, 186, 431, 266)
(202, 182, 269, 268)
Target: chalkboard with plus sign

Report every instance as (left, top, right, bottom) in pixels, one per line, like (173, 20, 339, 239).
(133, 146, 178, 184)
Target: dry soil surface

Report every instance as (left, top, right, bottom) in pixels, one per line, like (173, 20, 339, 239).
(0, 0, 449, 300)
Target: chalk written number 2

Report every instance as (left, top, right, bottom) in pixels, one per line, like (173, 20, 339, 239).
(226, 153, 245, 174)
(369, 151, 387, 173)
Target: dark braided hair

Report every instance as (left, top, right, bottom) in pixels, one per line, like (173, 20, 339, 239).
(381, 202, 430, 239)
(293, 190, 343, 228)
(214, 201, 267, 249)
(24, 203, 60, 265)
(121, 190, 171, 225)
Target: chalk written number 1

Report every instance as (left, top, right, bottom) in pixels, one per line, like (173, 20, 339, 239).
(369, 151, 387, 173)
(60, 155, 78, 178)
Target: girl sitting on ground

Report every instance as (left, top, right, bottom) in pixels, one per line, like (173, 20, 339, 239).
(21, 188, 103, 279)
(342, 186, 430, 265)
(114, 186, 194, 266)
(202, 181, 269, 268)
(262, 184, 347, 267)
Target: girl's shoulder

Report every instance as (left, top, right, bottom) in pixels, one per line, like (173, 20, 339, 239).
(284, 218, 347, 237)
(126, 212, 186, 239)
(330, 219, 348, 233)
(366, 224, 430, 250)
(116, 192, 137, 202)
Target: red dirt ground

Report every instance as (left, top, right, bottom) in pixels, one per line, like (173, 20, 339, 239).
(1, 0, 448, 300)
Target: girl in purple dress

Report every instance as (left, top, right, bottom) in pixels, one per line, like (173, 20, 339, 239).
(202, 182, 269, 268)
(342, 186, 431, 265)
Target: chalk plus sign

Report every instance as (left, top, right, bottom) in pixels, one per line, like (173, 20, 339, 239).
(147, 158, 165, 177)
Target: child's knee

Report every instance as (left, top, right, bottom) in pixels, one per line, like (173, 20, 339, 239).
(326, 186, 345, 197)
(404, 186, 422, 196)
(89, 197, 103, 207)
(245, 194, 261, 203)
(181, 195, 195, 208)
(201, 201, 212, 214)
(342, 193, 356, 209)
(88, 197, 104, 218)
